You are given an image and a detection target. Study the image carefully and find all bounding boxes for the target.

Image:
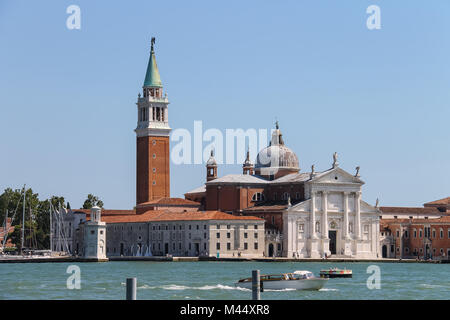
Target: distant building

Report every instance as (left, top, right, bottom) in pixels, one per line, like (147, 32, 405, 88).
(379, 197, 450, 259)
(0, 218, 15, 251)
(186, 125, 381, 258)
(81, 206, 107, 260)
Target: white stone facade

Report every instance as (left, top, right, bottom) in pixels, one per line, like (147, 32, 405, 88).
(83, 207, 107, 260)
(283, 167, 381, 259)
(105, 219, 265, 258)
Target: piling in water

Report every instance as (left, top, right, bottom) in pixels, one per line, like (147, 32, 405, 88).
(126, 277, 137, 300)
(252, 270, 260, 300)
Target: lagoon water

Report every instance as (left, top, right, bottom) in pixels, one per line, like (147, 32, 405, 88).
(0, 261, 448, 300)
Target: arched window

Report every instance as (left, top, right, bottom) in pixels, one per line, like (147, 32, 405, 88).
(281, 192, 290, 200)
(349, 222, 353, 233)
(315, 221, 320, 233)
(252, 192, 265, 202)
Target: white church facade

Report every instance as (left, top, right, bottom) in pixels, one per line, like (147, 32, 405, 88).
(283, 164, 381, 259)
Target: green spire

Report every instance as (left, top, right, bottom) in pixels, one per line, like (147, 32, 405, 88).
(143, 37, 163, 88)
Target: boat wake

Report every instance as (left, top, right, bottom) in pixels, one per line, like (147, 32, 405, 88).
(319, 288, 339, 292)
(137, 284, 251, 292)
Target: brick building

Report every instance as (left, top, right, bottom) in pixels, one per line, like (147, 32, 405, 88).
(379, 197, 450, 259)
(53, 40, 266, 258)
(185, 124, 381, 258)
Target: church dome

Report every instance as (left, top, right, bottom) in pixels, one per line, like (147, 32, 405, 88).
(255, 145, 299, 169)
(254, 122, 300, 177)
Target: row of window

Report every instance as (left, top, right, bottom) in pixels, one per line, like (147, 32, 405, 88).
(252, 192, 301, 202)
(149, 224, 259, 231)
(216, 232, 258, 239)
(397, 247, 450, 256)
(216, 242, 258, 250)
(396, 228, 450, 239)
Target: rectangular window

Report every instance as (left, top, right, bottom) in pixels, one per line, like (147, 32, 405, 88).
(216, 243, 220, 250)
(227, 243, 231, 250)
(244, 243, 248, 250)
(216, 232, 220, 239)
(254, 225, 258, 230)
(254, 243, 258, 250)
(244, 233, 248, 238)
(227, 232, 231, 239)
(254, 233, 258, 239)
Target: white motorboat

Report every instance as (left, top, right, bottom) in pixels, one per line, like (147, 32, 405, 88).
(235, 270, 328, 291)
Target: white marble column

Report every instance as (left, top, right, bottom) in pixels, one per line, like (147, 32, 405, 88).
(310, 191, 317, 239)
(355, 191, 361, 240)
(343, 192, 350, 240)
(322, 191, 328, 239)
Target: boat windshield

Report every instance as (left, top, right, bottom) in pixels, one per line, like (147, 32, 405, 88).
(293, 271, 314, 279)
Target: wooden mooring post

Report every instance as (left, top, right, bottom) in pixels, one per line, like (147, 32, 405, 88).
(252, 270, 260, 300)
(126, 277, 137, 300)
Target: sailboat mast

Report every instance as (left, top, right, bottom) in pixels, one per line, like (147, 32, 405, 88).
(21, 184, 25, 254)
(50, 200, 52, 252)
(2, 209, 7, 248)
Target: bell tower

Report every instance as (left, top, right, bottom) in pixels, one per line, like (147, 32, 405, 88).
(135, 38, 171, 205)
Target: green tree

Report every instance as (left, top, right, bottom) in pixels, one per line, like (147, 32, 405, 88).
(1, 187, 66, 250)
(82, 194, 104, 209)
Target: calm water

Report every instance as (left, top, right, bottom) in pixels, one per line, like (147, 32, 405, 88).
(0, 261, 448, 300)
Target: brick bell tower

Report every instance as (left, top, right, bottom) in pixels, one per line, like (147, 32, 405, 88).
(135, 38, 171, 205)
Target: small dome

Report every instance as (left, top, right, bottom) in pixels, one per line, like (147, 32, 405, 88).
(206, 150, 217, 167)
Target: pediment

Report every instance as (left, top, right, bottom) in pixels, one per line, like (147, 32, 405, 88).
(288, 199, 311, 212)
(309, 167, 364, 185)
(361, 200, 380, 214)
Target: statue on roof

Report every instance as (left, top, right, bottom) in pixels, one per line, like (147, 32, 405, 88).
(151, 37, 155, 51)
(355, 166, 360, 177)
(332, 152, 339, 168)
(310, 164, 316, 179)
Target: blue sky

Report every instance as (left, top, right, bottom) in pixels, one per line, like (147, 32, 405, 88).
(0, 1, 449, 209)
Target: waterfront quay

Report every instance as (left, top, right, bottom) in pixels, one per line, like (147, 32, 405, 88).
(0, 255, 447, 264)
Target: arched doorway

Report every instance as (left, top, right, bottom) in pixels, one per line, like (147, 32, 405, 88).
(268, 244, 274, 257)
(382, 245, 387, 258)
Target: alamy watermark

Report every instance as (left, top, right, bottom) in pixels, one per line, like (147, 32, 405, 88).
(170, 121, 277, 167)
(66, 5, 81, 30)
(366, 5, 381, 30)
(66, 265, 81, 289)
(366, 265, 381, 290)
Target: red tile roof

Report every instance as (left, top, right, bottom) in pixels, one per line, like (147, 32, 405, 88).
(72, 209, 135, 216)
(98, 210, 263, 224)
(379, 207, 442, 214)
(243, 205, 288, 212)
(381, 216, 450, 224)
(424, 197, 450, 206)
(137, 197, 200, 206)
